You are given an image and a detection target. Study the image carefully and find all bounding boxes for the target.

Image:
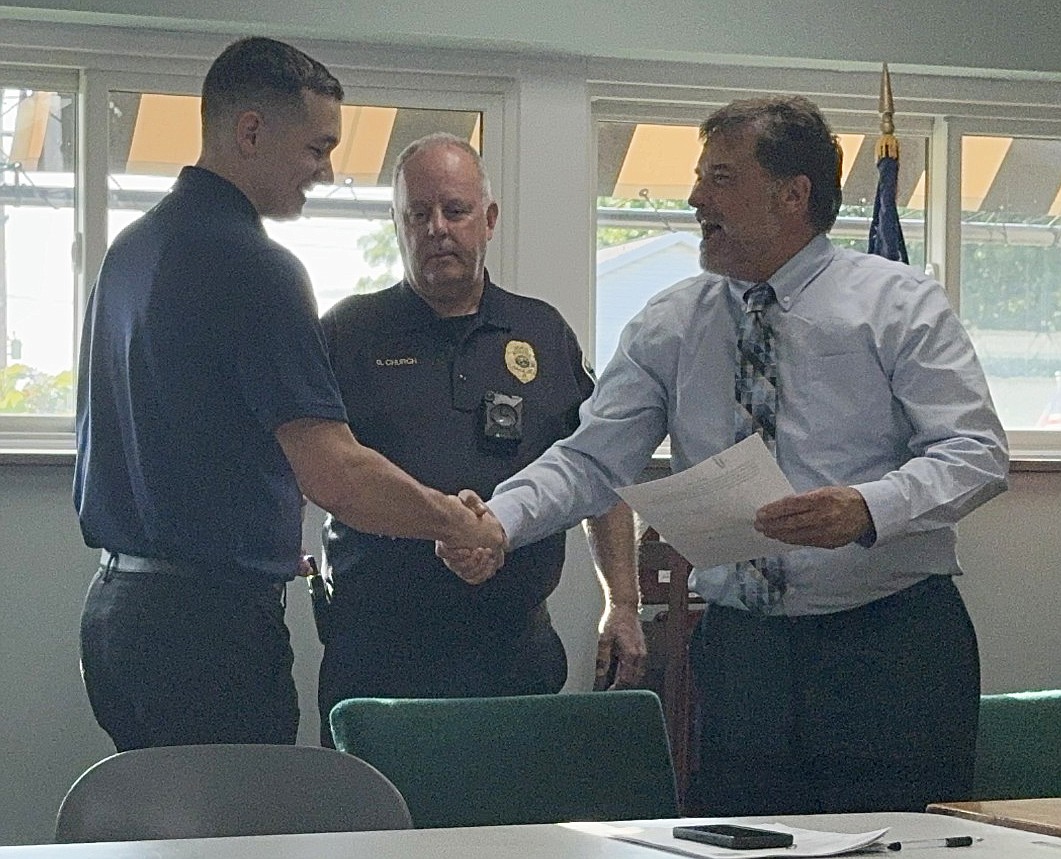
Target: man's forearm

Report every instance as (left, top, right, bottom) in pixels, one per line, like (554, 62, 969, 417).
(583, 500, 639, 608)
(321, 444, 471, 542)
(584, 500, 646, 688)
(276, 417, 498, 547)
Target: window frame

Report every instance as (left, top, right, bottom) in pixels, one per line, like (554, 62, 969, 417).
(5, 28, 1061, 463)
(0, 46, 511, 457)
(589, 65, 1061, 461)
(0, 65, 80, 453)
(944, 115, 1061, 456)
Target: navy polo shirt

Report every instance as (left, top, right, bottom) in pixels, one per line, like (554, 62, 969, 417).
(320, 278, 594, 635)
(74, 167, 347, 583)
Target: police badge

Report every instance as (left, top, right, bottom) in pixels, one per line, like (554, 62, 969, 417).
(504, 340, 537, 384)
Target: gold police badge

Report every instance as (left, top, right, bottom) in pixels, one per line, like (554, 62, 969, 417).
(505, 340, 537, 384)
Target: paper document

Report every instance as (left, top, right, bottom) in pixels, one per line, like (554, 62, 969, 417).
(614, 434, 795, 568)
(606, 821, 889, 858)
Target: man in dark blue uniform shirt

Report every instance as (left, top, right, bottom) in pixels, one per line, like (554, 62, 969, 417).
(74, 39, 504, 751)
(316, 133, 645, 741)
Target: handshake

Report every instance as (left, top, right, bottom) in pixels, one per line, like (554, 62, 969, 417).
(436, 489, 509, 584)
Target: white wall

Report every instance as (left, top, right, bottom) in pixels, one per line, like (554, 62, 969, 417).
(1, 464, 1057, 845)
(951, 471, 1061, 685)
(0, 4, 1060, 847)
(3, 0, 1061, 74)
(0, 464, 606, 844)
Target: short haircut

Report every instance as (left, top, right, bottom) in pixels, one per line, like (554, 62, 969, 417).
(392, 132, 492, 202)
(201, 36, 344, 132)
(700, 96, 843, 233)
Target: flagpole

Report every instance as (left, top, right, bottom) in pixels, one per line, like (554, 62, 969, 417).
(868, 62, 909, 263)
(876, 63, 899, 161)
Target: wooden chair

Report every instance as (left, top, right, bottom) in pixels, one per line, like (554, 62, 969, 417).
(637, 527, 703, 808)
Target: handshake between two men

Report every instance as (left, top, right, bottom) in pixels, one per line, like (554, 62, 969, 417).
(436, 489, 508, 584)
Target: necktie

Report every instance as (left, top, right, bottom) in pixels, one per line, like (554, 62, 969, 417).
(734, 282, 784, 611)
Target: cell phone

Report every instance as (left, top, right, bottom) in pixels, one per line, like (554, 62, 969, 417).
(672, 824, 794, 850)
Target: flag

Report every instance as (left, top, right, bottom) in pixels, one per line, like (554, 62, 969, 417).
(867, 64, 909, 264)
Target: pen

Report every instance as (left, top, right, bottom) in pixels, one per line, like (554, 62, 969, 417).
(886, 836, 981, 851)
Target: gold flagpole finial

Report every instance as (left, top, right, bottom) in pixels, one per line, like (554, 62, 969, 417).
(876, 62, 899, 160)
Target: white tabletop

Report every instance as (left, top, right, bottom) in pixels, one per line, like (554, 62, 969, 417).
(3, 812, 1060, 857)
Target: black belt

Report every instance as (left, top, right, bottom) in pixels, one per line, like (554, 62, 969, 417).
(100, 550, 206, 579)
(99, 551, 288, 596)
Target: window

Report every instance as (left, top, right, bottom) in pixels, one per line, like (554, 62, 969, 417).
(0, 53, 497, 453)
(595, 122, 702, 373)
(957, 133, 1061, 435)
(594, 118, 927, 375)
(1, 80, 78, 424)
(591, 67, 1061, 458)
(105, 91, 484, 314)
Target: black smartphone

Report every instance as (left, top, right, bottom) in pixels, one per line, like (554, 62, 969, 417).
(672, 824, 794, 850)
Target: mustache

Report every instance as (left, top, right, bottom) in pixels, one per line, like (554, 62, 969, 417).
(422, 244, 463, 257)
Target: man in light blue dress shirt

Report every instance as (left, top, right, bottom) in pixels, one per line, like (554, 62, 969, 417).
(440, 96, 1008, 814)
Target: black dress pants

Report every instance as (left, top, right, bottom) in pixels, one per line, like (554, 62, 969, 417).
(80, 568, 299, 751)
(317, 603, 567, 747)
(687, 575, 980, 816)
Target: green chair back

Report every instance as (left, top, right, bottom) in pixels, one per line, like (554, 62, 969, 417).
(330, 690, 679, 828)
(973, 689, 1061, 799)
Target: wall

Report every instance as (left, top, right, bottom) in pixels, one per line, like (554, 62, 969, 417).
(952, 471, 1061, 685)
(0, 3, 1059, 847)
(3, 0, 1061, 74)
(0, 463, 606, 844)
(2, 464, 1058, 844)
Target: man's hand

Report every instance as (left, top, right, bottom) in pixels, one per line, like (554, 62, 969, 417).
(754, 486, 872, 549)
(456, 488, 491, 519)
(436, 489, 508, 585)
(594, 602, 647, 690)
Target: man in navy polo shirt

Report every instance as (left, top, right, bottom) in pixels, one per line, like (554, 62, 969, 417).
(315, 134, 646, 741)
(74, 38, 503, 751)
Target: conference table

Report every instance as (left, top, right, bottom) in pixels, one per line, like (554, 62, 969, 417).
(928, 798, 1061, 838)
(2, 811, 1060, 858)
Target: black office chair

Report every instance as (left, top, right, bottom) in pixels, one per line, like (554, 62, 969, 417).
(55, 743, 412, 843)
(330, 690, 679, 828)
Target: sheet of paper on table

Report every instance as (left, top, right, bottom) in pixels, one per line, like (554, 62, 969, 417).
(614, 434, 797, 568)
(567, 821, 889, 858)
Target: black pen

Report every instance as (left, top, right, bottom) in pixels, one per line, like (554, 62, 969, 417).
(886, 836, 981, 851)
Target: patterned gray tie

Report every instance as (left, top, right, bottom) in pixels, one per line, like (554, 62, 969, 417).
(734, 282, 784, 611)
